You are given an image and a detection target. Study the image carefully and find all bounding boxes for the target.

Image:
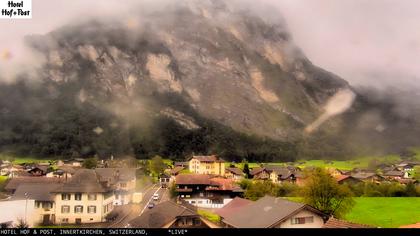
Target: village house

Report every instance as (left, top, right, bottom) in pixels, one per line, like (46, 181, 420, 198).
(334, 175, 363, 185)
(188, 155, 225, 176)
(174, 162, 189, 168)
(175, 174, 243, 208)
(4, 177, 64, 194)
(224, 167, 244, 180)
(169, 166, 185, 178)
(383, 170, 408, 180)
(11, 183, 62, 225)
(351, 172, 385, 183)
(51, 169, 115, 224)
(216, 196, 328, 228)
(95, 168, 137, 206)
(249, 167, 271, 180)
(250, 166, 301, 184)
(128, 200, 216, 228)
(46, 166, 78, 179)
(159, 173, 171, 188)
(28, 165, 49, 176)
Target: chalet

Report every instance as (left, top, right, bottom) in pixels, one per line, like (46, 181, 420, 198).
(218, 196, 328, 228)
(225, 167, 244, 180)
(351, 172, 385, 183)
(28, 165, 49, 176)
(128, 200, 216, 228)
(46, 166, 78, 179)
(250, 166, 300, 183)
(383, 170, 407, 180)
(188, 155, 225, 176)
(249, 167, 270, 180)
(335, 175, 362, 185)
(174, 162, 189, 168)
(175, 174, 243, 208)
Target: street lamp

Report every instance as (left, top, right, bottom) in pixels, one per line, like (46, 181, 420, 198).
(24, 192, 28, 225)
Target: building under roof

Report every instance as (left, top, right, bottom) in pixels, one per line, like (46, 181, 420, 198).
(12, 183, 62, 201)
(220, 196, 326, 228)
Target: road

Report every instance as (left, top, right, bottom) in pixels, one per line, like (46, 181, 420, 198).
(78, 183, 169, 228)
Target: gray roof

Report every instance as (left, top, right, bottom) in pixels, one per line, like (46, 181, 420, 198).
(351, 172, 383, 180)
(12, 183, 62, 201)
(222, 196, 324, 228)
(5, 177, 64, 192)
(384, 170, 405, 177)
(52, 169, 110, 193)
(265, 166, 294, 180)
(190, 155, 225, 163)
(128, 201, 198, 228)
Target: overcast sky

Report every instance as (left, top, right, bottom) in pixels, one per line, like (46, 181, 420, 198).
(1, 0, 420, 89)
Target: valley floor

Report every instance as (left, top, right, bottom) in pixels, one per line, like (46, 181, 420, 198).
(344, 197, 420, 228)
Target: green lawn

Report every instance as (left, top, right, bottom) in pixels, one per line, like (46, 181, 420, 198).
(198, 209, 221, 223)
(0, 176, 8, 192)
(345, 197, 420, 228)
(0, 153, 52, 164)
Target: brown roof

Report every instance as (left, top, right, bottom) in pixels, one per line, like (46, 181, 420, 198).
(208, 177, 242, 191)
(4, 177, 64, 192)
(383, 170, 405, 177)
(323, 217, 375, 228)
(226, 167, 243, 176)
(170, 166, 185, 175)
(351, 172, 383, 180)
(250, 167, 266, 176)
(128, 200, 200, 228)
(222, 196, 326, 228)
(176, 174, 212, 185)
(51, 169, 110, 193)
(191, 155, 225, 163)
(215, 197, 253, 219)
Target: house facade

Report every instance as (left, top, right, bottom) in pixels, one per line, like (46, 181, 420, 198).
(188, 155, 225, 176)
(52, 169, 115, 224)
(175, 174, 243, 208)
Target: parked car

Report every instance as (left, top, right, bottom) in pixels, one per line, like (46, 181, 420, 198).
(148, 202, 155, 209)
(153, 193, 159, 201)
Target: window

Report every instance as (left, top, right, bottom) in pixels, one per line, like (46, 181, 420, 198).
(88, 194, 97, 201)
(61, 218, 69, 223)
(61, 194, 71, 201)
(35, 201, 42, 208)
(43, 202, 52, 209)
(291, 216, 314, 225)
(74, 205, 83, 214)
(75, 193, 82, 201)
(88, 206, 97, 214)
(61, 205, 70, 214)
(120, 183, 127, 188)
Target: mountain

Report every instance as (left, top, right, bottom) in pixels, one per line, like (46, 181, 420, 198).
(0, 0, 418, 161)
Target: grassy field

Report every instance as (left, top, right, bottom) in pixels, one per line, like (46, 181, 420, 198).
(0, 176, 8, 191)
(197, 209, 221, 223)
(345, 197, 420, 228)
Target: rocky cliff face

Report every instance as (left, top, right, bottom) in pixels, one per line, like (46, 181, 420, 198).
(1, 0, 418, 160)
(27, 0, 349, 141)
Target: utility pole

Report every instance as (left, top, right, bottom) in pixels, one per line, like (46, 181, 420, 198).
(24, 192, 28, 225)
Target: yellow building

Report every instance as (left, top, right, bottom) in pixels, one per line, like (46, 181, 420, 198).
(188, 155, 225, 176)
(52, 169, 115, 224)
